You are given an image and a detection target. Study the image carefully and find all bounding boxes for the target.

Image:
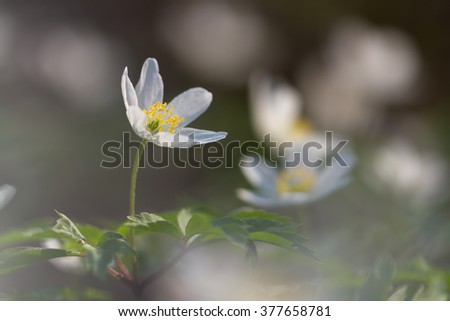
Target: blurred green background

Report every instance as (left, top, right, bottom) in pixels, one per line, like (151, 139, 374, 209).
(0, 0, 449, 300)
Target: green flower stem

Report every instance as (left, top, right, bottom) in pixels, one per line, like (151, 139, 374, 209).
(129, 139, 147, 283)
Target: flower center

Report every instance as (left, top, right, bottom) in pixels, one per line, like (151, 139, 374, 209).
(290, 119, 312, 136)
(143, 102, 184, 135)
(276, 168, 315, 194)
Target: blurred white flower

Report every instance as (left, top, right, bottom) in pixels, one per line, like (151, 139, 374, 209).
(41, 238, 85, 275)
(122, 57, 227, 148)
(326, 20, 419, 100)
(0, 184, 15, 211)
(301, 20, 420, 133)
(237, 153, 354, 208)
(371, 139, 447, 205)
(249, 73, 326, 160)
(31, 27, 121, 110)
(159, 1, 281, 86)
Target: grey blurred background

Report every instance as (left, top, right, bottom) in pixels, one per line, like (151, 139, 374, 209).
(1, 0, 449, 300)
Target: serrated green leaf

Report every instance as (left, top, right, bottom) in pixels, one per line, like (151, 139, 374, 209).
(271, 231, 308, 244)
(177, 209, 192, 237)
(219, 224, 249, 249)
(0, 227, 58, 248)
(77, 225, 104, 246)
(212, 209, 316, 261)
(233, 210, 292, 223)
(220, 210, 298, 233)
(126, 212, 181, 238)
(98, 231, 125, 242)
(358, 256, 396, 300)
(53, 210, 86, 244)
(185, 213, 215, 238)
(85, 231, 134, 279)
(212, 216, 244, 228)
(0, 247, 77, 276)
(248, 231, 294, 249)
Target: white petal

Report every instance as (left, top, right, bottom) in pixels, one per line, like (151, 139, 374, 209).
(237, 189, 309, 208)
(154, 128, 227, 148)
(168, 88, 212, 127)
(312, 151, 354, 200)
(313, 176, 350, 201)
(249, 73, 302, 140)
(121, 67, 139, 109)
(0, 184, 15, 211)
(153, 132, 195, 148)
(135, 58, 164, 108)
(177, 128, 227, 144)
(240, 156, 277, 195)
(126, 105, 152, 140)
(315, 151, 355, 188)
(280, 192, 313, 205)
(236, 188, 280, 208)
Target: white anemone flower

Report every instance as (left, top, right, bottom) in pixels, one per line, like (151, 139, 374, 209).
(121, 58, 227, 147)
(0, 184, 15, 211)
(237, 153, 354, 208)
(250, 73, 303, 142)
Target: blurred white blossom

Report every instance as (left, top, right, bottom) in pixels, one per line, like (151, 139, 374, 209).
(237, 153, 354, 208)
(370, 139, 447, 205)
(249, 73, 326, 159)
(26, 27, 122, 110)
(301, 20, 420, 133)
(0, 184, 15, 211)
(159, 1, 281, 86)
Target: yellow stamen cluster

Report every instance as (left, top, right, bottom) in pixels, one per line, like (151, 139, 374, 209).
(143, 101, 184, 134)
(291, 119, 312, 136)
(277, 168, 315, 195)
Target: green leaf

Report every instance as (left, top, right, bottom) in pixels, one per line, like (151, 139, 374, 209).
(212, 209, 315, 260)
(271, 231, 308, 245)
(217, 209, 299, 233)
(235, 210, 296, 228)
(126, 213, 181, 238)
(219, 223, 249, 248)
(177, 209, 192, 237)
(185, 213, 215, 238)
(233, 210, 292, 223)
(85, 231, 134, 279)
(77, 225, 104, 246)
(0, 227, 58, 248)
(53, 210, 86, 244)
(248, 231, 293, 249)
(49, 225, 104, 254)
(0, 247, 77, 276)
(248, 231, 317, 260)
(358, 256, 396, 300)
